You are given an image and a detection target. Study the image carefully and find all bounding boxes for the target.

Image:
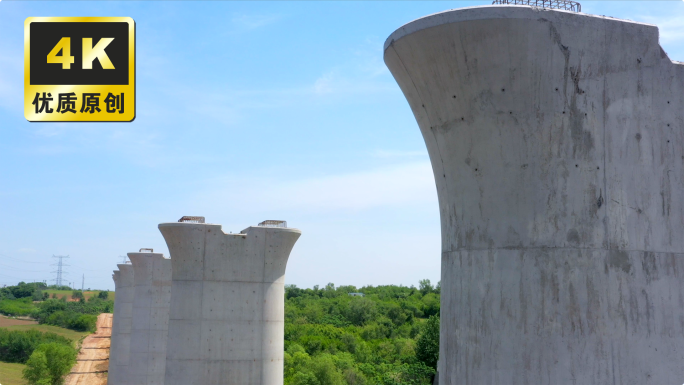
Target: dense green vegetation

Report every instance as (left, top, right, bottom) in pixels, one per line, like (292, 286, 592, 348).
(32, 298, 112, 332)
(283, 280, 440, 385)
(0, 282, 108, 384)
(1, 280, 442, 384)
(0, 329, 73, 364)
(0, 298, 37, 317)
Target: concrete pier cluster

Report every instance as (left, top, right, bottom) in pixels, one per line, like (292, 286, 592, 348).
(108, 219, 300, 385)
(105, 4, 683, 385)
(385, 4, 684, 385)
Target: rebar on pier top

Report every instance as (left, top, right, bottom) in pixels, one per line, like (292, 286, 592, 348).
(492, 0, 581, 12)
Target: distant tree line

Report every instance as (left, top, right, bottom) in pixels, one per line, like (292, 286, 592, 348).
(0, 282, 49, 302)
(0, 282, 113, 332)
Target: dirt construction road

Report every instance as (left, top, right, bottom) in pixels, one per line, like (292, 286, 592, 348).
(64, 313, 112, 385)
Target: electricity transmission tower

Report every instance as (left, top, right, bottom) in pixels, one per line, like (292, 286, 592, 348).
(51, 255, 69, 287)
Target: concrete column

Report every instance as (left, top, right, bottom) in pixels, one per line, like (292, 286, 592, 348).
(159, 221, 301, 385)
(108, 270, 121, 384)
(384, 5, 684, 385)
(128, 251, 172, 385)
(108, 264, 134, 385)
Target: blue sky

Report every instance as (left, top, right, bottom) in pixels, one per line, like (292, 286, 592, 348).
(0, 1, 683, 291)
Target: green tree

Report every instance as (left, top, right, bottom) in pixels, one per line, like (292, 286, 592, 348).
(22, 343, 76, 385)
(416, 315, 439, 370)
(347, 298, 377, 326)
(418, 280, 433, 296)
(71, 291, 83, 300)
(97, 291, 109, 300)
(32, 290, 44, 302)
(291, 371, 318, 385)
(309, 354, 345, 385)
(22, 350, 52, 385)
(343, 367, 367, 385)
(421, 293, 440, 318)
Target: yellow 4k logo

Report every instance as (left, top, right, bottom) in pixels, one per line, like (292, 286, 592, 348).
(47, 37, 116, 70)
(24, 17, 135, 122)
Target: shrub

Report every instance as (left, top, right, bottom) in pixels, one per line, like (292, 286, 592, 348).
(34, 298, 110, 332)
(23, 342, 77, 385)
(0, 329, 72, 363)
(69, 314, 97, 332)
(32, 290, 45, 302)
(0, 298, 36, 317)
(97, 291, 109, 300)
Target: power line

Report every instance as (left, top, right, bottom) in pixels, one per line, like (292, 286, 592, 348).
(0, 262, 51, 273)
(51, 255, 69, 286)
(0, 253, 44, 264)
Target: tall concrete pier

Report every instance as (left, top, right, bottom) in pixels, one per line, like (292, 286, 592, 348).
(109, 271, 121, 384)
(385, 5, 684, 384)
(159, 219, 301, 385)
(128, 250, 172, 385)
(108, 264, 134, 385)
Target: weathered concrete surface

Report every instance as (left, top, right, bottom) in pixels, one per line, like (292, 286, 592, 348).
(128, 252, 172, 385)
(384, 5, 684, 385)
(108, 265, 134, 385)
(159, 221, 301, 385)
(108, 271, 121, 384)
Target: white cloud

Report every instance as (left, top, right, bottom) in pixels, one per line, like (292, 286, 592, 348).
(640, 12, 684, 45)
(231, 14, 281, 30)
(310, 36, 393, 96)
(353, 37, 389, 78)
(313, 70, 342, 95)
(195, 161, 436, 213)
(371, 149, 427, 159)
(310, 67, 394, 96)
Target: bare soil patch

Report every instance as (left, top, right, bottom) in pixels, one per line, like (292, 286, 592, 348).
(0, 315, 37, 327)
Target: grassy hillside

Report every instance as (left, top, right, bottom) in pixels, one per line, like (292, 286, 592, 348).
(0, 361, 27, 385)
